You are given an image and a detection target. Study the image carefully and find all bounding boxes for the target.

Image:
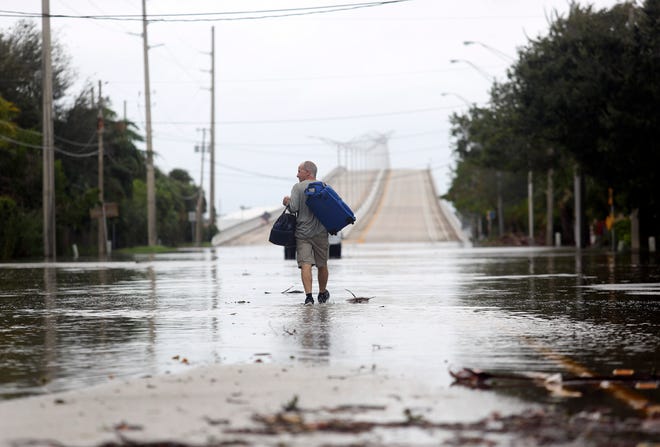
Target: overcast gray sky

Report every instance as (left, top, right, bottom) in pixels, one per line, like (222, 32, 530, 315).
(1, 0, 621, 219)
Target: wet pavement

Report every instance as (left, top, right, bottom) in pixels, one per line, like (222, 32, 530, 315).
(0, 243, 658, 422)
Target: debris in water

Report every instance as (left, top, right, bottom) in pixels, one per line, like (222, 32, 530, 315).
(372, 344, 393, 351)
(282, 395, 300, 412)
(113, 421, 143, 431)
(449, 367, 659, 400)
(203, 417, 229, 426)
(345, 288, 374, 303)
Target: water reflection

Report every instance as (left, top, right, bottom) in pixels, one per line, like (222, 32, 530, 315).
(43, 267, 57, 389)
(0, 245, 657, 409)
(296, 305, 331, 363)
(146, 266, 156, 363)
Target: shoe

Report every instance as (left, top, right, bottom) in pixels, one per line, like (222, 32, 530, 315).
(318, 290, 330, 303)
(304, 296, 314, 305)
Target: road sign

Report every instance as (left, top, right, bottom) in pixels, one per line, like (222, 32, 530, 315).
(89, 202, 119, 219)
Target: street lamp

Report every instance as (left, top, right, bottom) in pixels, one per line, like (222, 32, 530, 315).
(450, 59, 495, 82)
(463, 41, 515, 62)
(441, 92, 473, 108)
(308, 135, 343, 169)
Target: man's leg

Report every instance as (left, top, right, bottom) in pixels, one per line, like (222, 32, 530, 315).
(311, 232, 330, 303)
(301, 263, 313, 294)
(318, 265, 328, 293)
(297, 239, 315, 303)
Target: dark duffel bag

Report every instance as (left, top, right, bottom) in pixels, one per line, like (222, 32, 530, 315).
(268, 207, 297, 247)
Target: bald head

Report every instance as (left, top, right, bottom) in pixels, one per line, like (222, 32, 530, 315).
(297, 161, 318, 182)
(301, 161, 317, 177)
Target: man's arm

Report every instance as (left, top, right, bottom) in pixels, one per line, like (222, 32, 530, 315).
(287, 184, 301, 213)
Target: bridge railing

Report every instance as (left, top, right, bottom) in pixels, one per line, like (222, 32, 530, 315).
(341, 168, 387, 239)
(211, 166, 347, 246)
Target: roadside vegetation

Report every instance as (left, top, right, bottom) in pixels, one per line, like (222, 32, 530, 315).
(2, 2, 659, 258)
(445, 1, 659, 249)
(0, 22, 212, 260)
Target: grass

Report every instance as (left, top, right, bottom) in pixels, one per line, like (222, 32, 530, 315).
(114, 245, 176, 255)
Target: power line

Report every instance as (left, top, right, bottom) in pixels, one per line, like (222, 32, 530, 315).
(149, 128, 447, 147)
(0, 118, 103, 148)
(0, 1, 412, 22)
(217, 68, 460, 83)
(153, 105, 456, 125)
(216, 161, 291, 182)
(0, 134, 98, 157)
(68, 66, 482, 86)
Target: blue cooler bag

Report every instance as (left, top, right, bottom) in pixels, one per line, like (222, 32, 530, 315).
(304, 181, 356, 235)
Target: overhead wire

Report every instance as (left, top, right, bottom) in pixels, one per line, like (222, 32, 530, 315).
(0, 1, 412, 22)
(152, 105, 457, 125)
(0, 0, 456, 189)
(0, 134, 99, 158)
(0, 119, 99, 148)
(152, 128, 447, 147)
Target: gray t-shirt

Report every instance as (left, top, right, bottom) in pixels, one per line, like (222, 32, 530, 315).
(289, 180, 327, 239)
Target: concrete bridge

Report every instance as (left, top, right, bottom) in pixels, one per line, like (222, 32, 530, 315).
(212, 167, 466, 246)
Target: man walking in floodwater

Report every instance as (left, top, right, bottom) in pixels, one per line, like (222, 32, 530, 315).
(282, 161, 330, 305)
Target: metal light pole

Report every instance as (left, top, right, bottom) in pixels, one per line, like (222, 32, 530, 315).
(142, 0, 157, 247)
(41, 0, 56, 259)
(450, 59, 495, 82)
(440, 92, 472, 108)
(209, 27, 216, 229)
(195, 129, 207, 246)
(463, 41, 514, 62)
(308, 135, 349, 201)
(528, 170, 534, 245)
(97, 80, 107, 256)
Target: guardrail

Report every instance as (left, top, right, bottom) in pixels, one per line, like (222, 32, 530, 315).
(211, 206, 284, 246)
(211, 167, 347, 246)
(341, 168, 386, 239)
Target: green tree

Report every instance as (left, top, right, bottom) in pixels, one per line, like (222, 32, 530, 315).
(448, 1, 660, 247)
(0, 20, 71, 129)
(0, 21, 206, 256)
(512, 2, 660, 244)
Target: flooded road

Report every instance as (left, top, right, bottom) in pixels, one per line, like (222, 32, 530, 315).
(1, 243, 658, 417)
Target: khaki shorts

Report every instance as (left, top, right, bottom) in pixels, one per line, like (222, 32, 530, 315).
(296, 232, 329, 268)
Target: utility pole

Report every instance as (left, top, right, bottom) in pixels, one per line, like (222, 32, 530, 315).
(209, 26, 216, 230)
(42, 0, 56, 259)
(496, 171, 504, 237)
(546, 166, 554, 246)
(97, 80, 106, 256)
(574, 165, 583, 249)
(195, 129, 207, 246)
(142, 0, 157, 246)
(528, 170, 534, 245)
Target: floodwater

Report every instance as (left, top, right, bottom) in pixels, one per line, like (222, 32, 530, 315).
(1, 243, 658, 416)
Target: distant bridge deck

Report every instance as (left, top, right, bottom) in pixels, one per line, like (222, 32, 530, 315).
(212, 168, 465, 246)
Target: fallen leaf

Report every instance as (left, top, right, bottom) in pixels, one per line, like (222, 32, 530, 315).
(113, 421, 143, 431)
(346, 297, 373, 303)
(544, 382, 582, 398)
(204, 416, 230, 426)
